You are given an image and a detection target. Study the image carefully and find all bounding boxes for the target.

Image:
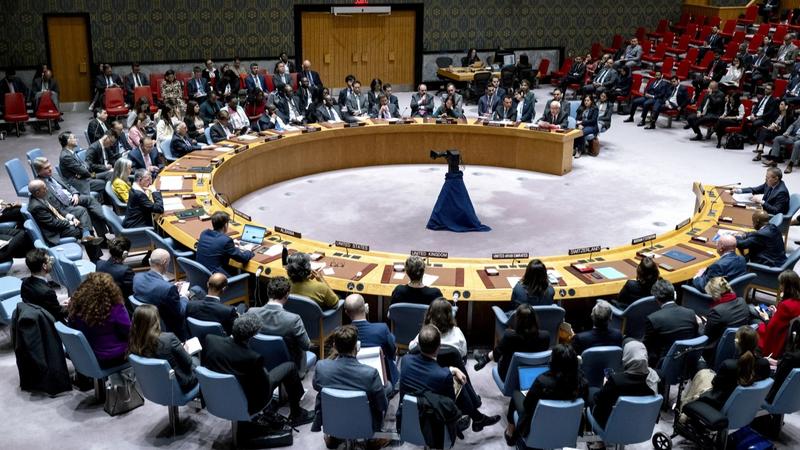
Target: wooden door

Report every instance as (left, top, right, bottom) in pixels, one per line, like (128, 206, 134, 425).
(301, 10, 416, 90)
(46, 16, 91, 102)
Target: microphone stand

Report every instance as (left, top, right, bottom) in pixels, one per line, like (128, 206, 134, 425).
(218, 192, 240, 226)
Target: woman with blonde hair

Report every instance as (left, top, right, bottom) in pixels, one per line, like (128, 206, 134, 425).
(111, 158, 133, 203)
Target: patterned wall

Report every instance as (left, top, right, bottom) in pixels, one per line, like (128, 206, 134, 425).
(0, 0, 681, 68)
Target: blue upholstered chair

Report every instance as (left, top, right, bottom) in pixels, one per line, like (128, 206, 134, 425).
(492, 305, 512, 344)
(388, 303, 428, 350)
(321, 388, 375, 445)
(580, 346, 623, 389)
(533, 305, 565, 347)
(25, 148, 44, 177)
(249, 333, 317, 377)
(0, 276, 22, 300)
(186, 317, 226, 342)
(102, 205, 152, 253)
(55, 254, 95, 296)
(587, 395, 663, 447)
(660, 335, 708, 405)
(399, 395, 453, 448)
(24, 220, 83, 260)
(160, 138, 177, 162)
(763, 368, 800, 416)
(145, 229, 193, 279)
(746, 247, 800, 303)
(779, 194, 800, 244)
(285, 294, 343, 359)
(196, 366, 255, 447)
(0, 295, 22, 326)
(128, 295, 146, 308)
(105, 181, 128, 215)
(176, 256, 249, 305)
(701, 379, 773, 443)
(128, 354, 200, 431)
(5, 158, 31, 197)
(609, 296, 659, 339)
(493, 350, 552, 397)
(681, 273, 756, 316)
(517, 399, 585, 449)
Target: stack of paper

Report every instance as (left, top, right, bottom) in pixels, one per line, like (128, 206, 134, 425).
(357, 346, 387, 384)
(422, 273, 439, 286)
(162, 196, 185, 212)
(159, 176, 184, 191)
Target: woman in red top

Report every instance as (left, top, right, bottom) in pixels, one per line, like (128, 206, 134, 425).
(245, 90, 267, 128)
(758, 270, 800, 357)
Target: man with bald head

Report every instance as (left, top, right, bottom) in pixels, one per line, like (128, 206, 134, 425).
(133, 248, 189, 340)
(692, 234, 747, 290)
(736, 210, 788, 267)
(344, 293, 399, 386)
(300, 60, 322, 92)
(185, 272, 238, 335)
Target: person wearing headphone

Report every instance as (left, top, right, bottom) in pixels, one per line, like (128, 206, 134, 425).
(96, 236, 135, 298)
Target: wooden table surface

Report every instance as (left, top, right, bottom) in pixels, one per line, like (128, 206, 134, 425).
(436, 67, 501, 82)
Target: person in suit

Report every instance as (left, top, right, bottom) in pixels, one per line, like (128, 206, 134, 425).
(625, 71, 670, 126)
(58, 131, 107, 196)
(344, 293, 399, 386)
(686, 81, 726, 141)
(343, 80, 370, 121)
(316, 94, 349, 123)
(514, 80, 536, 122)
(737, 209, 788, 267)
(582, 59, 619, 96)
(750, 47, 774, 96)
(382, 83, 400, 109)
(21, 248, 66, 322)
(122, 169, 163, 229)
(92, 64, 123, 110)
(410, 84, 435, 117)
(746, 83, 780, 139)
(473, 304, 550, 380)
(492, 95, 517, 121)
(202, 313, 315, 425)
(244, 63, 267, 95)
(543, 88, 572, 117)
(571, 300, 623, 354)
(209, 110, 235, 143)
(85, 131, 119, 181)
(370, 93, 401, 119)
(26, 180, 103, 262)
(295, 76, 315, 121)
(132, 248, 188, 340)
(300, 60, 322, 93)
(692, 234, 747, 291)
(201, 60, 220, 86)
(401, 325, 501, 435)
(642, 75, 688, 128)
(272, 62, 292, 93)
(129, 137, 163, 174)
(763, 113, 800, 170)
(615, 257, 660, 308)
(337, 74, 356, 106)
(693, 50, 728, 93)
(390, 255, 443, 305)
(559, 55, 587, 93)
(274, 85, 305, 125)
(96, 236, 135, 299)
(703, 277, 756, 365)
(200, 91, 223, 126)
(644, 279, 700, 368)
(615, 37, 643, 69)
(171, 122, 203, 158)
(312, 325, 389, 448)
(185, 273, 238, 336)
(275, 52, 296, 73)
(31, 69, 60, 113)
(574, 94, 599, 156)
(773, 33, 799, 79)
(249, 276, 310, 372)
(87, 108, 109, 144)
(0, 68, 29, 111)
(124, 63, 149, 105)
(195, 211, 254, 277)
(755, 100, 793, 161)
(443, 83, 464, 112)
(537, 101, 569, 129)
(511, 258, 555, 307)
(698, 26, 726, 62)
(256, 104, 287, 130)
(434, 94, 465, 119)
(736, 167, 790, 215)
(187, 66, 209, 105)
(478, 85, 501, 118)
(713, 92, 746, 147)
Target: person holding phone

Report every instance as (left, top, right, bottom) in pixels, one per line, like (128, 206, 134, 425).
(757, 270, 800, 358)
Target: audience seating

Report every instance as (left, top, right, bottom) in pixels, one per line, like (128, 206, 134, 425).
(713, 327, 741, 372)
(388, 302, 428, 350)
(133, 86, 159, 114)
(195, 366, 255, 448)
(104, 181, 127, 214)
(533, 59, 550, 88)
(660, 335, 708, 406)
(763, 368, 800, 417)
(54, 253, 95, 296)
(284, 294, 343, 359)
(5, 159, 31, 197)
(491, 305, 511, 344)
(0, 294, 22, 326)
(103, 87, 129, 120)
(746, 247, 800, 303)
(0, 276, 22, 301)
(128, 354, 200, 431)
(680, 272, 756, 316)
(102, 205, 152, 253)
(533, 305, 565, 347)
(516, 399, 585, 450)
(549, 58, 573, 87)
(399, 395, 453, 448)
(602, 35, 624, 55)
(144, 229, 192, 279)
(176, 257, 249, 304)
(4, 93, 30, 136)
(186, 317, 225, 342)
(321, 387, 375, 445)
(609, 296, 658, 339)
(580, 346, 623, 389)
(586, 395, 663, 448)
(249, 333, 316, 377)
(779, 194, 800, 246)
(24, 221, 83, 260)
(25, 148, 44, 177)
(493, 350, 551, 397)
(160, 139, 177, 162)
(35, 92, 61, 134)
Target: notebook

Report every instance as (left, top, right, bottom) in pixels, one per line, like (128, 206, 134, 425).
(663, 249, 696, 263)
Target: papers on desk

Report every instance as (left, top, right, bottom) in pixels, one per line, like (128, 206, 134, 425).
(506, 276, 522, 287)
(547, 269, 562, 284)
(386, 118, 399, 123)
(357, 345, 387, 384)
(263, 244, 284, 257)
(311, 261, 326, 271)
(488, 120, 510, 125)
(237, 134, 258, 141)
(732, 193, 755, 204)
(712, 229, 738, 242)
(239, 242, 259, 251)
(393, 272, 406, 281)
(595, 267, 626, 280)
(162, 196, 186, 212)
(283, 125, 301, 132)
(422, 273, 439, 286)
(322, 267, 335, 276)
(159, 176, 184, 191)
(355, 116, 369, 122)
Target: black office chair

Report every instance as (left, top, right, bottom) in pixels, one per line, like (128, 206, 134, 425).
(436, 56, 455, 93)
(468, 71, 492, 105)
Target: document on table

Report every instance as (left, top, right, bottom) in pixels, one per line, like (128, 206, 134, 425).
(159, 176, 184, 191)
(311, 261, 326, 271)
(392, 272, 406, 281)
(162, 196, 185, 212)
(507, 276, 522, 287)
(547, 269, 562, 284)
(263, 244, 283, 257)
(422, 273, 439, 286)
(732, 193, 755, 204)
(595, 267, 626, 280)
(712, 229, 738, 242)
(237, 134, 258, 141)
(322, 267, 335, 276)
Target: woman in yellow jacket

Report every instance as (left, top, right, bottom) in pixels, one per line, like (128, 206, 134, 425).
(111, 158, 133, 203)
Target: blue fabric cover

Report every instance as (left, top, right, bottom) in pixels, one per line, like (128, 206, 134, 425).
(426, 171, 491, 232)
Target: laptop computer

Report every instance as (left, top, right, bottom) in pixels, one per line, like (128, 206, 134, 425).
(239, 224, 267, 251)
(519, 366, 548, 394)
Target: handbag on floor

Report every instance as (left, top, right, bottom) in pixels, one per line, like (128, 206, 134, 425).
(589, 138, 600, 156)
(724, 133, 745, 150)
(104, 367, 144, 416)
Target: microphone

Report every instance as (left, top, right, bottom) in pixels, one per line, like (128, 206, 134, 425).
(329, 242, 349, 256)
(217, 192, 240, 226)
(713, 182, 742, 189)
(254, 266, 263, 277)
(401, 106, 409, 119)
(452, 291, 460, 304)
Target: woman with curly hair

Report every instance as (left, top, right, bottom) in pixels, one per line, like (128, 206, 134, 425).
(409, 298, 466, 357)
(68, 272, 131, 368)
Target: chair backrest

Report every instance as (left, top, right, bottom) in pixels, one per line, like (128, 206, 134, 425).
(4, 92, 28, 117)
(36, 91, 59, 115)
(187, 316, 226, 342)
(531, 305, 565, 347)
(54, 321, 105, 378)
(249, 333, 292, 371)
(661, 57, 674, 77)
(205, 127, 213, 144)
(660, 335, 709, 384)
(195, 366, 251, 421)
(160, 138, 177, 162)
(101, 205, 127, 236)
(150, 74, 165, 100)
(321, 388, 374, 440)
(503, 350, 552, 396)
(128, 354, 184, 406)
(721, 379, 774, 429)
(729, 272, 757, 298)
(400, 395, 453, 448)
(387, 302, 429, 347)
(713, 327, 739, 371)
(23, 219, 45, 244)
(26, 148, 44, 177)
(105, 181, 127, 212)
(436, 57, 453, 68)
(0, 295, 22, 325)
(133, 86, 155, 106)
(128, 295, 146, 308)
(285, 293, 325, 338)
(580, 346, 624, 388)
(537, 59, 550, 77)
(104, 87, 126, 110)
(568, 100, 581, 119)
(524, 399, 585, 449)
(721, 19, 736, 35)
(57, 254, 87, 296)
(769, 212, 784, 228)
(5, 159, 32, 197)
(176, 256, 212, 289)
(620, 296, 659, 339)
(767, 368, 800, 414)
(602, 395, 663, 445)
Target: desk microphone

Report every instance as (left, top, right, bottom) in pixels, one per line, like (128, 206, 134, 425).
(401, 106, 409, 119)
(452, 291, 460, 304)
(713, 182, 741, 189)
(217, 192, 240, 226)
(587, 247, 611, 262)
(328, 242, 350, 257)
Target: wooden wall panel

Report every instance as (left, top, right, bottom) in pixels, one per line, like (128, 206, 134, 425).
(46, 16, 91, 102)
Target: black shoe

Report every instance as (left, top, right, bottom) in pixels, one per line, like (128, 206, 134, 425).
(683, 123, 692, 129)
(504, 431, 517, 446)
(473, 352, 490, 371)
(456, 415, 470, 440)
(705, 130, 714, 140)
(753, 153, 762, 161)
(645, 124, 655, 129)
(623, 117, 634, 123)
(690, 134, 704, 141)
(716, 141, 722, 148)
(289, 409, 315, 427)
(472, 414, 501, 432)
(637, 120, 646, 126)
(81, 235, 104, 246)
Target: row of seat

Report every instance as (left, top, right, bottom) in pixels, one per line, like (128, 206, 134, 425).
(2, 91, 61, 136)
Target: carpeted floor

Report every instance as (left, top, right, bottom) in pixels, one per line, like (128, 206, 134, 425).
(1, 89, 800, 449)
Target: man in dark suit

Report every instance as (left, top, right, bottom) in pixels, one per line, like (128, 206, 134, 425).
(300, 60, 323, 94)
(243, 63, 267, 95)
(124, 63, 149, 105)
(274, 85, 305, 125)
(410, 84, 435, 117)
(200, 91, 223, 126)
(272, 62, 293, 93)
(20, 248, 66, 322)
(559, 55, 586, 93)
(370, 94, 401, 119)
(515, 80, 536, 123)
(109, 120, 132, 156)
(703, 281, 755, 365)
(87, 108, 109, 144)
(0, 68, 29, 102)
(734, 167, 790, 214)
(129, 137, 163, 174)
(295, 76, 315, 121)
(582, 59, 619, 96)
(171, 122, 203, 158)
(478, 85, 500, 118)
(85, 131, 118, 181)
(209, 110, 234, 143)
(750, 47, 774, 96)
(746, 83, 780, 139)
(644, 76, 690, 129)
(643, 280, 699, 368)
(195, 211, 254, 277)
(185, 273, 238, 335)
(249, 277, 310, 372)
(736, 209, 788, 267)
(343, 80, 370, 121)
(692, 235, 747, 290)
(26, 180, 102, 261)
(202, 313, 315, 425)
(493, 95, 517, 121)
(201, 60, 220, 86)
(93, 64, 123, 109)
(316, 95, 350, 123)
(337, 74, 356, 106)
(693, 50, 728, 93)
(33, 156, 108, 240)
(257, 104, 286, 130)
(543, 88, 572, 117)
(686, 81, 726, 140)
(187, 66, 210, 105)
(58, 132, 106, 196)
(31, 69, 60, 113)
(312, 325, 389, 447)
(123, 169, 163, 229)
(698, 26, 725, 61)
(133, 248, 188, 339)
(399, 325, 501, 434)
(96, 236, 135, 298)
(345, 293, 399, 386)
(571, 300, 623, 354)
(276, 52, 296, 73)
(537, 101, 569, 129)
(625, 71, 670, 126)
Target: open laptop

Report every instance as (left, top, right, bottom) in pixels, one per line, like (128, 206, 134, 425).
(519, 366, 548, 396)
(239, 224, 267, 251)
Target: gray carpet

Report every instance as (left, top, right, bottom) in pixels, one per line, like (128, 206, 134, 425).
(1, 89, 800, 448)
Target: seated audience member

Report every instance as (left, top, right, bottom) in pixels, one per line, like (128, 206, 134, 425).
(202, 313, 315, 425)
(222, 94, 249, 131)
(26, 179, 102, 262)
(703, 277, 756, 365)
(505, 344, 588, 444)
(133, 248, 188, 340)
(257, 104, 287, 130)
(127, 96, 154, 130)
(516, 80, 536, 122)
(647, 76, 689, 128)
(764, 111, 800, 173)
(685, 81, 726, 141)
(544, 88, 571, 116)
(129, 304, 198, 393)
(185, 273, 237, 335)
(171, 122, 203, 158)
(85, 131, 118, 181)
(597, 91, 614, 132)
(410, 84, 435, 117)
(401, 325, 501, 437)
(757, 270, 800, 357)
(160, 70, 186, 116)
(409, 299, 467, 358)
(591, 340, 659, 428)
(390, 255, 443, 305)
(92, 64, 122, 109)
(344, 293, 399, 385)
(750, 47, 774, 96)
(155, 105, 177, 146)
(736, 209, 787, 267)
(0, 203, 32, 264)
(625, 71, 668, 126)
(300, 59, 322, 93)
(273, 61, 292, 92)
(767, 326, 800, 402)
(315, 94, 348, 123)
(615, 256, 659, 308)
(512, 258, 555, 307)
(312, 325, 389, 447)
(58, 131, 106, 196)
(644, 279, 699, 368)
(216, 66, 241, 98)
(68, 273, 131, 368)
(187, 66, 209, 105)
(435, 94, 465, 119)
(784, 73, 800, 106)
(582, 59, 618, 96)
(558, 55, 586, 93)
(124, 63, 149, 105)
(184, 100, 208, 142)
(492, 95, 516, 121)
(615, 37, 643, 69)
(285, 252, 339, 310)
(1, 69, 29, 116)
(337, 74, 356, 106)
(274, 85, 306, 125)
(713, 93, 745, 148)
(31, 69, 60, 114)
(111, 158, 132, 203)
(245, 90, 268, 127)
(718, 57, 745, 93)
(772, 33, 799, 78)
(574, 94, 599, 157)
(21, 249, 66, 322)
(490, 75, 506, 99)
(123, 169, 163, 229)
(127, 113, 148, 149)
(754, 100, 792, 161)
(473, 304, 550, 379)
(571, 300, 623, 354)
(200, 91, 223, 126)
(610, 66, 632, 101)
(382, 83, 400, 109)
(692, 234, 747, 291)
(296, 76, 316, 121)
(370, 93, 400, 119)
(209, 110, 234, 143)
(87, 108, 109, 144)
(692, 50, 727, 93)
(96, 237, 135, 298)
(110, 120, 133, 155)
(443, 83, 464, 111)
(195, 211, 254, 276)
(249, 276, 310, 370)
(129, 137, 162, 174)
(733, 167, 790, 214)
(201, 59, 219, 85)
(478, 85, 500, 118)
(537, 100, 569, 129)
(463, 48, 481, 67)
(342, 80, 369, 120)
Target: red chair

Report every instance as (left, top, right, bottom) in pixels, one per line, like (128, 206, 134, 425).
(685, 23, 699, 40)
(660, 31, 675, 47)
(706, 16, 721, 28)
(590, 43, 602, 60)
(731, 31, 746, 44)
(674, 59, 692, 81)
(664, 85, 694, 127)
(239, 72, 248, 93)
(774, 79, 789, 98)
(534, 59, 550, 87)
(103, 87, 129, 119)
(689, 26, 712, 47)
(630, 77, 654, 101)
(150, 73, 165, 101)
(683, 47, 699, 65)
(685, 90, 706, 116)
(652, 57, 674, 78)
(602, 35, 624, 54)
(691, 51, 715, 73)
(133, 86, 159, 114)
(747, 23, 770, 40)
(642, 43, 666, 66)
(773, 25, 789, 45)
(722, 99, 753, 145)
(665, 34, 690, 57)
(550, 58, 573, 86)
(3, 93, 29, 136)
(747, 34, 765, 54)
(617, 73, 643, 112)
(290, 72, 298, 90)
(736, 4, 758, 29)
(635, 27, 646, 43)
(647, 19, 669, 41)
(671, 12, 690, 33)
(720, 40, 740, 63)
(718, 19, 737, 40)
(264, 75, 275, 93)
(34, 91, 61, 134)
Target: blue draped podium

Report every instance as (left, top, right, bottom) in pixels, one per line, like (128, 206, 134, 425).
(426, 170, 491, 232)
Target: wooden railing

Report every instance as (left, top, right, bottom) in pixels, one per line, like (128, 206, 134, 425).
(681, 0, 756, 21)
